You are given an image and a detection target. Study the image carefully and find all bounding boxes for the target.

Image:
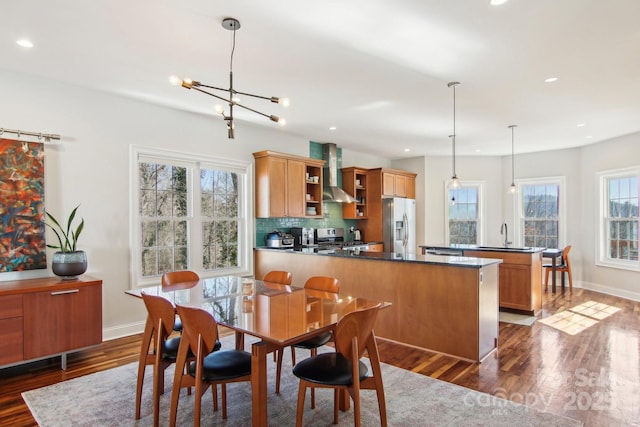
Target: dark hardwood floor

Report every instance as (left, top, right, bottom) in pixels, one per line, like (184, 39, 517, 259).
(1, 287, 638, 426)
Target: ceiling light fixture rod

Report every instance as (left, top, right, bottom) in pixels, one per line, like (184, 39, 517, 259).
(508, 124, 518, 193)
(448, 81, 461, 189)
(171, 17, 288, 139)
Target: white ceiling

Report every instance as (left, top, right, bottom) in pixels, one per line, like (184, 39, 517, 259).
(3, 0, 640, 158)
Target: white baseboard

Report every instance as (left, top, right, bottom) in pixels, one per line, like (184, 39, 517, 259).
(579, 280, 640, 302)
(102, 320, 146, 341)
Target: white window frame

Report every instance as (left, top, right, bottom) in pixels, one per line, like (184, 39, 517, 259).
(515, 176, 566, 249)
(444, 180, 485, 246)
(129, 145, 253, 288)
(596, 166, 640, 272)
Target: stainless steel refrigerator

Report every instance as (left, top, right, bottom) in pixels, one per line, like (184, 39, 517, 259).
(382, 197, 416, 253)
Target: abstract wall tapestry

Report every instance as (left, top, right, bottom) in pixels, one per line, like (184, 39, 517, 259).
(0, 138, 47, 272)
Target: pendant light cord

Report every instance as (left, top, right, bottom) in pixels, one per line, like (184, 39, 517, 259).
(509, 124, 517, 184)
(452, 83, 456, 177)
(448, 82, 460, 180)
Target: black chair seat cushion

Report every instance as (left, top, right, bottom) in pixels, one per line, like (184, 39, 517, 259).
(543, 263, 567, 269)
(293, 353, 368, 386)
(162, 336, 182, 360)
(189, 349, 251, 381)
(162, 337, 219, 360)
(173, 317, 183, 332)
(293, 332, 332, 350)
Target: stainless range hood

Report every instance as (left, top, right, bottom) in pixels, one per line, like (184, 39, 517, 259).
(321, 143, 358, 203)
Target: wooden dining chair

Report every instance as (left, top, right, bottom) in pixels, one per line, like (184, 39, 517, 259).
(292, 303, 386, 427)
(260, 270, 293, 362)
(136, 293, 182, 427)
(162, 270, 200, 332)
(263, 270, 293, 286)
(544, 245, 573, 290)
(169, 305, 252, 427)
(275, 276, 340, 406)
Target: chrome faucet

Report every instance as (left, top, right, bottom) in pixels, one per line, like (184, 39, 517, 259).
(500, 222, 512, 247)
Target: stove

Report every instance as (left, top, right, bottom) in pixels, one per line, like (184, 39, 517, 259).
(315, 228, 370, 252)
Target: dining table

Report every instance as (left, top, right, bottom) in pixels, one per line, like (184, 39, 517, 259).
(126, 275, 387, 427)
(542, 248, 564, 292)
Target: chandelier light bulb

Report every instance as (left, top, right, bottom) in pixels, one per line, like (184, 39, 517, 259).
(280, 98, 290, 107)
(169, 75, 182, 86)
(278, 118, 286, 126)
(214, 104, 225, 114)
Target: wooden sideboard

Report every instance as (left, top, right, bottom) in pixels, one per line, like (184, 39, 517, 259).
(0, 276, 102, 369)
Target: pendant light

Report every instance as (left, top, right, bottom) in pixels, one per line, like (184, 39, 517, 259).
(448, 81, 461, 189)
(170, 17, 289, 139)
(508, 124, 518, 194)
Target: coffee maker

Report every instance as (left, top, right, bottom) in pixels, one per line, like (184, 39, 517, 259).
(290, 227, 315, 247)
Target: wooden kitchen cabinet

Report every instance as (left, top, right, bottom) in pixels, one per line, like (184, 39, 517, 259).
(0, 276, 102, 369)
(341, 167, 368, 219)
(366, 243, 383, 252)
(373, 168, 416, 198)
(253, 151, 325, 218)
(464, 250, 542, 314)
(361, 167, 417, 244)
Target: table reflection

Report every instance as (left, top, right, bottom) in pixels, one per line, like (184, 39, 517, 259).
(131, 275, 373, 345)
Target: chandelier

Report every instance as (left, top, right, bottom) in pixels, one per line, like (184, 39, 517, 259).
(170, 18, 289, 139)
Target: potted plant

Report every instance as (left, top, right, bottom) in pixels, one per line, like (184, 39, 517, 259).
(46, 205, 87, 279)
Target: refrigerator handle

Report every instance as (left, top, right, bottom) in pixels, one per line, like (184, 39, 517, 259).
(403, 213, 408, 247)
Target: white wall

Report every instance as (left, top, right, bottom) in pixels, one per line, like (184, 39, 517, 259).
(0, 70, 388, 339)
(580, 133, 640, 299)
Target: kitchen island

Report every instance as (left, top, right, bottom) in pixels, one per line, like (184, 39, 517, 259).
(420, 245, 545, 315)
(254, 247, 501, 362)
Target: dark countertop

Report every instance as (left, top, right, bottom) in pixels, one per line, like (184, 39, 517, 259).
(254, 247, 502, 268)
(419, 244, 546, 254)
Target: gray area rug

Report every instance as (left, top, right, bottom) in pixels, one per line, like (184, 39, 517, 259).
(499, 311, 537, 326)
(22, 337, 580, 427)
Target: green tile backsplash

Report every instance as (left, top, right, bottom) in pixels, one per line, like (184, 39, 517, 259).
(255, 203, 358, 246)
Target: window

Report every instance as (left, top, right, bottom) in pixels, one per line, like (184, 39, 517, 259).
(598, 168, 639, 269)
(515, 177, 565, 249)
(130, 146, 252, 287)
(446, 184, 482, 245)
(519, 180, 562, 249)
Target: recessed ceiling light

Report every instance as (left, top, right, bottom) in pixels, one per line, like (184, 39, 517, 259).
(16, 39, 34, 48)
(490, 0, 508, 5)
(475, 149, 482, 153)
(586, 135, 593, 139)
(329, 126, 336, 131)
(544, 77, 558, 83)
(577, 123, 585, 127)
(404, 148, 410, 152)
